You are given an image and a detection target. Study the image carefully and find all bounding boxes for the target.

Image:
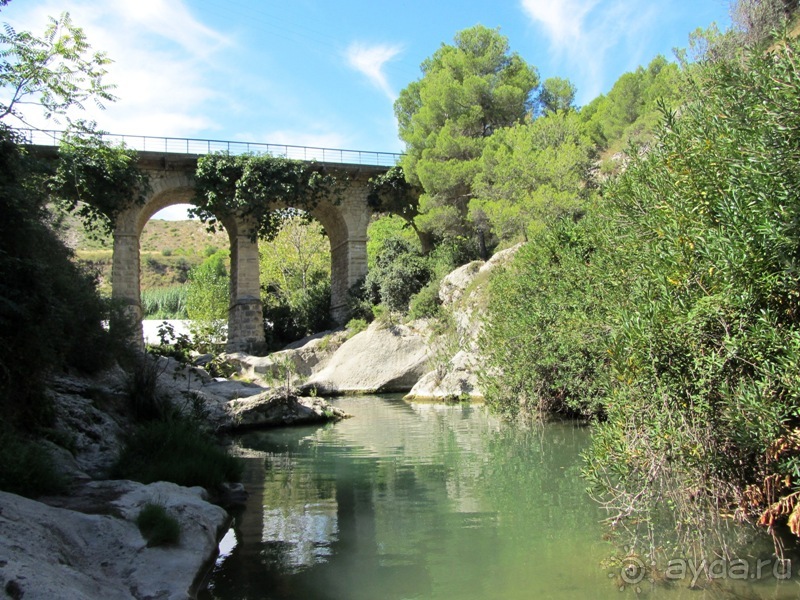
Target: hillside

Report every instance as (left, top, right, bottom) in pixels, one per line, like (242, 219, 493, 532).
(63, 215, 228, 294)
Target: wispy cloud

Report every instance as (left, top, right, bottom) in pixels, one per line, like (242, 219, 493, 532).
(345, 42, 403, 102)
(521, 0, 601, 45)
(520, 0, 658, 102)
(1, 0, 231, 136)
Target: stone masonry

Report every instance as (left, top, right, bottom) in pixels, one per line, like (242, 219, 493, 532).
(111, 152, 391, 353)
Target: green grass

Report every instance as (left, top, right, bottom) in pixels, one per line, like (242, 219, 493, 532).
(141, 285, 188, 319)
(0, 427, 67, 497)
(136, 502, 181, 546)
(113, 418, 243, 490)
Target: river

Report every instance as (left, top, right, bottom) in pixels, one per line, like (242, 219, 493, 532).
(199, 396, 799, 599)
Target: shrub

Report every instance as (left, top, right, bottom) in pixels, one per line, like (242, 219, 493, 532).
(186, 251, 229, 351)
(136, 502, 180, 547)
(582, 34, 800, 552)
(263, 279, 333, 348)
(0, 128, 122, 429)
(0, 426, 67, 497)
(480, 210, 622, 419)
(113, 418, 242, 490)
(346, 317, 368, 335)
(125, 355, 175, 422)
(366, 237, 431, 312)
(408, 281, 442, 320)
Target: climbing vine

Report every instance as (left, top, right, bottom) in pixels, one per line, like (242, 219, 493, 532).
(192, 152, 344, 240)
(50, 129, 150, 238)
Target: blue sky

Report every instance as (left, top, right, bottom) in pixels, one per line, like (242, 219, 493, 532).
(2, 0, 731, 217)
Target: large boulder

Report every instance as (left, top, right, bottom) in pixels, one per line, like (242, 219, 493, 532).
(0, 480, 227, 600)
(226, 329, 348, 385)
(225, 391, 349, 430)
(303, 321, 430, 395)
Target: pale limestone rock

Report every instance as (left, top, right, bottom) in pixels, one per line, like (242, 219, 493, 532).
(0, 480, 227, 600)
(225, 392, 348, 430)
(405, 350, 484, 401)
(438, 260, 483, 306)
(304, 321, 430, 394)
(410, 245, 523, 401)
(48, 374, 128, 479)
(226, 329, 347, 385)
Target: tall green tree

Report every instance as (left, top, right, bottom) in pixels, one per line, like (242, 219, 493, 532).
(471, 110, 594, 242)
(394, 25, 539, 247)
(186, 251, 229, 350)
(537, 76, 577, 115)
(580, 55, 682, 150)
(0, 8, 128, 429)
(260, 214, 333, 345)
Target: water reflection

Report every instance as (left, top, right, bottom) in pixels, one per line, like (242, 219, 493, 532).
(201, 396, 800, 600)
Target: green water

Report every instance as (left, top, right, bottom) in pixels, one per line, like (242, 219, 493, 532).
(200, 396, 799, 600)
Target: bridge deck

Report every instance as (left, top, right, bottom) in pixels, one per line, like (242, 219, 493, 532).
(15, 128, 402, 168)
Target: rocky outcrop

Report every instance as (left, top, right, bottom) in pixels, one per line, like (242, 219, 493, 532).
(404, 350, 484, 402)
(142, 355, 347, 432)
(406, 244, 522, 402)
(226, 391, 349, 430)
(0, 480, 227, 600)
(303, 321, 430, 395)
(225, 329, 348, 386)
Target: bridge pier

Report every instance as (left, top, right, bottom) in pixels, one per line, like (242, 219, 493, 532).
(111, 230, 144, 350)
(227, 219, 265, 353)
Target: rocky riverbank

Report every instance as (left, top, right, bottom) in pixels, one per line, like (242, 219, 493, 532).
(0, 358, 346, 599)
(229, 244, 521, 401)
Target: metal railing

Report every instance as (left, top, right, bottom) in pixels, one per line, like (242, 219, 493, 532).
(14, 128, 403, 167)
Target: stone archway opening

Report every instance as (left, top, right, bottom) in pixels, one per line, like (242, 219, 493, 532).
(259, 209, 334, 348)
(111, 177, 265, 353)
(138, 203, 229, 343)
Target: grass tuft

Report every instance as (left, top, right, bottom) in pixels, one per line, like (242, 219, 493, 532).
(136, 502, 180, 546)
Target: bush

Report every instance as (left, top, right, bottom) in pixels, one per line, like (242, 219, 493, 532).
(113, 418, 242, 490)
(125, 355, 175, 422)
(346, 317, 368, 335)
(186, 251, 229, 351)
(408, 281, 442, 320)
(480, 211, 622, 419)
(366, 237, 431, 312)
(136, 502, 180, 547)
(0, 426, 67, 497)
(263, 279, 333, 348)
(581, 34, 800, 551)
(0, 128, 123, 429)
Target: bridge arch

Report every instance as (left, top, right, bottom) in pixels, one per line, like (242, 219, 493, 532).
(110, 159, 382, 353)
(111, 170, 266, 352)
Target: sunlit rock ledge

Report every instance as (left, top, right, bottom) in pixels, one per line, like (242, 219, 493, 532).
(0, 481, 227, 600)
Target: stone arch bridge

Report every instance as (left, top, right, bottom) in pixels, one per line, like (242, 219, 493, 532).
(26, 132, 403, 353)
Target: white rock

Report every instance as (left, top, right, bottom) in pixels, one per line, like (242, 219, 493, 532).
(0, 480, 227, 600)
(304, 321, 430, 394)
(438, 260, 483, 306)
(405, 350, 484, 401)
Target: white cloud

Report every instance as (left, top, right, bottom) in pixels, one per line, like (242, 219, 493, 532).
(1, 0, 231, 136)
(345, 42, 403, 102)
(520, 0, 658, 101)
(521, 0, 601, 45)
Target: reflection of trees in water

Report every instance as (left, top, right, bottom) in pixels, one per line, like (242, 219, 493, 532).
(204, 400, 603, 600)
